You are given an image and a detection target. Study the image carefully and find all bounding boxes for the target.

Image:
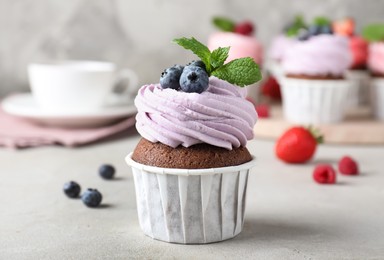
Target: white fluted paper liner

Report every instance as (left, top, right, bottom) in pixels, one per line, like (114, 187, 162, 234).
(345, 70, 371, 107)
(371, 78, 384, 120)
(280, 77, 351, 124)
(125, 153, 257, 244)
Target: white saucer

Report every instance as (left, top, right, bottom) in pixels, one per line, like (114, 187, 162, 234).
(1, 93, 137, 128)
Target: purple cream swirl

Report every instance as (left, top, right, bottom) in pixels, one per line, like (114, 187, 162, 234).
(282, 35, 352, 76)
(134, 77, 257, 150)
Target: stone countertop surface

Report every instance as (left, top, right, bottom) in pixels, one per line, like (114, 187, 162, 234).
(0, 133, 383, 259)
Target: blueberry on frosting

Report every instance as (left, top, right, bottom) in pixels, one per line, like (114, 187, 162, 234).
(179, 65, 209, 94)
(160, 65, 184, 90)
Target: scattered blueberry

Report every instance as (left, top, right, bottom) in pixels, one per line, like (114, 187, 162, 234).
(81, 188, 102, 208)
(308, 25, 321, 36)
(187, 60, 206, 70)
(99, 164, 115, 180)
(63, 181, 81, 198)
(160, 65, 184, 90)
(179, 65, 209, 93)
(320, 25, 333, 34)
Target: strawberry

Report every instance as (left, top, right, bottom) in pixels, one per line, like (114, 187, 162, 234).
(338, 156, 359, 175)
(234, 21, 254, 36)
(332, 17, 355, 37)
(313, 164, 336, 184)
(255, 104, 270, 118)
(261, 76, 281, 100)
(275, 126, 323, 164)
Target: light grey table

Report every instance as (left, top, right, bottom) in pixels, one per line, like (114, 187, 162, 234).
(1, 132, 383, 259)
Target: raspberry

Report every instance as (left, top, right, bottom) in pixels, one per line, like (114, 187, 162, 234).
(255, 104, 270, 118)
(313, 164, 336, 184)
(234, 21, 254, 36)
(338, 156, 359, 175)
(261, 76, 281, 100)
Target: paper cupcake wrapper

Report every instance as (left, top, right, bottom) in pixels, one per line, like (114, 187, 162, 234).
(126, 153, 257, 244)
(345, 70, 371, 107)
(280, 77, 351, 124)
(371, 78, 384, 120)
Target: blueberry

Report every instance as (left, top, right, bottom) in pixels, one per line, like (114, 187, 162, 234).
(179, 65, 209, 94)
(81, 188, 102, 208)
(297, 29, 310, 41)
(187, 60, 206, 70)
(308, 25, 321, 36)
(99, 164, 115, 180)
(320, 25, 333, 34)
(63, 181, 81, 198)
(160, 65, 184, 90)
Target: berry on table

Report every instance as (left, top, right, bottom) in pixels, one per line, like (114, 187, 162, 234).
(255, 104, 270, 118)
(63, 181, 81, 198)
(81, 188, 102, 208)
(99, 164, 115, 180)
(275, 126, 323, 164)
(179, 65, 209, 93)
(234, 21, 254, 36)
(338, 156, 359, 175)
(261, 76, 281, 100)
(160, 65, 184, 90)
(313, 164, 336, 184)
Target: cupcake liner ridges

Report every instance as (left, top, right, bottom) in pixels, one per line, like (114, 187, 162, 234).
(280, 77, 352, 124)
(345, 70, 371, 107)
(126, 153, 257, 244)
(371, 78, 384, 120)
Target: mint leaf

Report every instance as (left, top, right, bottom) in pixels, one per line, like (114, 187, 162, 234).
(210, 47, 229, 69)
(285, 15, 307, 37)
(362, 24, 384, 42)
(313, 16, 331, 26)
(212, 17, 235, 32)
(173, 37, 212, 71)
(211, 57, 261, 87)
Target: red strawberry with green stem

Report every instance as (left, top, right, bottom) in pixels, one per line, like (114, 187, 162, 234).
(275, 126, 323, 164)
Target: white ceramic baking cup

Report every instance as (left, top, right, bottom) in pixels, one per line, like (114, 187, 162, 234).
(371, 78, 384, 120)
(345, 70, 371, 107)
(280, 77, 351, 124)
(126, 153, 257, 244)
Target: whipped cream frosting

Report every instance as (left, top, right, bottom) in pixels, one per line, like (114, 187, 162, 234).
(268, 34, 297, 62)
(208, 32, 263, 66)
(368, 42, 384, 75)
(282, 35, 352, 76)
(135, 77, 257, 150)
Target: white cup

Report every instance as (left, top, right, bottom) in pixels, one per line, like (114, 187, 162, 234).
(28, 60, 138, 112)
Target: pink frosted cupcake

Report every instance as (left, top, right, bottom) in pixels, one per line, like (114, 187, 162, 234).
(363, 23, 384, 120)
(208, 17, 263, 102)
(280, 19, 352, 124)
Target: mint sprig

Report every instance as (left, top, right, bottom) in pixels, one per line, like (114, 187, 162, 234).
(212, 17, 235, 32)
(362, 24, 384, 42)
(173, 37, 261, 87)
(313, 16, 331, 26)
(285, 15, 307, 37)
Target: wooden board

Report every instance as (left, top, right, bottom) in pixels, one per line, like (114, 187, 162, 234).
(254, 105, 384, 145)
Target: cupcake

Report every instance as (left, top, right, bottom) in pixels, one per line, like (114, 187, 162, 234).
(267, 15, 305, 79)
(333, 17, 370, 107)
(125, 37, 261, 244)
(208, 17, 263, 103)
(363, 24, 384, 120)
(280, 17, 352, 124)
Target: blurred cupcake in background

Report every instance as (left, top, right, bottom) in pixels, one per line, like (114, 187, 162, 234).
(208, 16, 263, 103)
(267, 15, 306, 80)
(333, 17, 370, 108)
(363, 23, 384, 120)
(280, 17, 352, 124)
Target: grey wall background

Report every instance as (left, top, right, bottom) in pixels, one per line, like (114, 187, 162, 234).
(0, 0, 383, 97)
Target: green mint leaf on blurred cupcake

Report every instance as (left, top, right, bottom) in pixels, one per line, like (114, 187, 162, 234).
(173, 37, 261, 87)
(313, 16, 331, 26)
(362, 24, 384, 42)
(211, 58, 261, 87)
(212, 17, 235, 32)
(285, 15, 307, 37)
